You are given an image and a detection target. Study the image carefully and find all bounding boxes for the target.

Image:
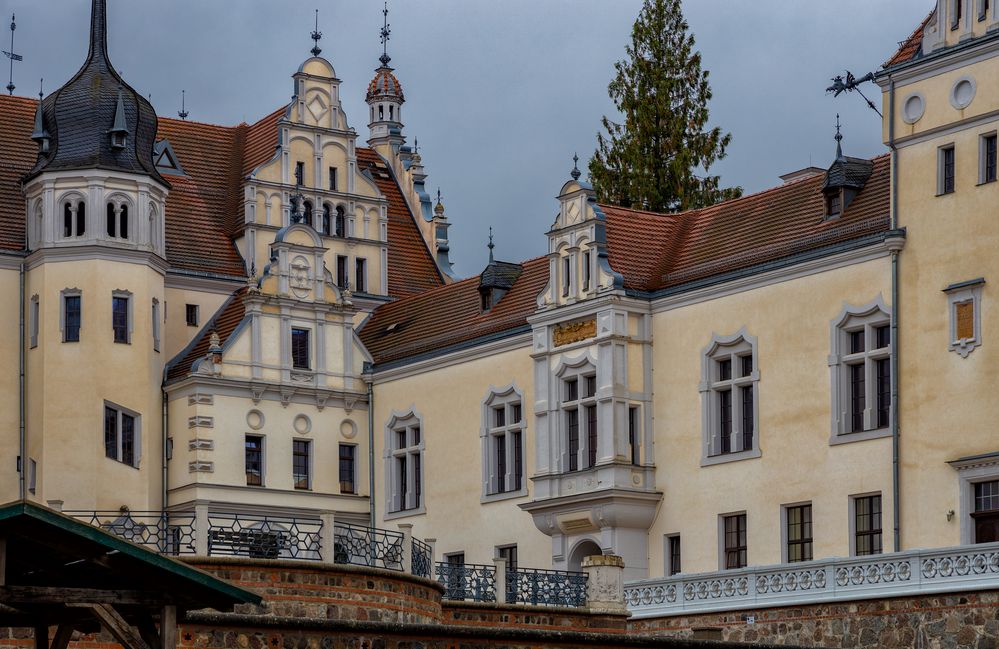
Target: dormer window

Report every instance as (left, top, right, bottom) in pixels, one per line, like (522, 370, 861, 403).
(109, 90, 129, 150)
(826, 191, 843, 219)
(63, 201, 86, 238)
(481, 290, 492, 312)
(106, 202, 129, 240)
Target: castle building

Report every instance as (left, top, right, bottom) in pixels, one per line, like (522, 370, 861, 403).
(0, 0, 997, 626)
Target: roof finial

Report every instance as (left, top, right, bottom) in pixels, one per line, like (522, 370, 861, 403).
(311, 9, 323, 57)
(414, 137, 420, 155)
(178, 89, 189, 120)
(436, 187, 442, 205)
(4, 13, 22, 96)
(834, 114, 844, 161)
(570, 153, 581, 181)
(37, 77, 43, 99)
(89, 0, 109, 63)
(379, 1, 392, 68)
(487, 226, 495, 263)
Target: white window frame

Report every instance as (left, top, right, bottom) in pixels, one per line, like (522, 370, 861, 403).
(292, 437, 312, 491)
(111, 289, 133, 344)
(558, 361, 598, 474)
(944, 278, 984, 358)
(105, 195, 132, 241)
(29, 294, 39, 348)
(829, 297, 892, 444)
(245, 433, 266, 487)
(104, 400, 141, 468)
(949, 453, 999, 545)
(384, 410, 425, 518)
(718, 511, 748, 571)
(700, 328, 760, 466)
(480, 384, 528, 502)
(979, 131, 997, 185)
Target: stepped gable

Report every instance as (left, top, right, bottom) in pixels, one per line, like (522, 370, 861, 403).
(356, 147, 444, 297)
(0, 95, 39, 252)
(885, 11, 934, 68)
(165, 288, 248, 382)
(359, 257, 547, 366)
(604, 154, 890, 292)
(231, 106, 286, 237)
(156, 116, 248, 277)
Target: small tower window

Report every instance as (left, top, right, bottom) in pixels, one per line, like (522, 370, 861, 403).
(106, 203, 129, 239)
(63, 201, 86, 238)
(295, 162, 305, 186)
(378, 104, 384, 120)
(389, 105, 394, 121)
(329, 167, 338, 191)
(335, 206, 346, 238)
(303, 201, 314, 228)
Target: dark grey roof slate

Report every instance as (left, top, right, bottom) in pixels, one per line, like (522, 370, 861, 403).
(480, 260, 523, 290)
(823, 156, 873, 192)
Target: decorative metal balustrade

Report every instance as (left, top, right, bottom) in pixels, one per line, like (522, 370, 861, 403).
(411, 537, 433, 578)
(436, 562, 497, 602)
(506, 567, 588, 607)
(624, 541, 999, 618)
(333, 522, 404, 571)
(206, 513, 323, 560)
(66, 510, 196, 555)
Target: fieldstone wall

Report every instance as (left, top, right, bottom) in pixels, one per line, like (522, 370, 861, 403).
(630, 590, 999, 648)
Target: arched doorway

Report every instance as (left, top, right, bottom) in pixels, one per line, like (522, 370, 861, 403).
(567, 539, 602, 572)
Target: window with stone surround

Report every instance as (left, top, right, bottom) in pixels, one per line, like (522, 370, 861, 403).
(830, 299, 892, 444)
(852, 493, 883, 556)
(561, 370, 597, 473)
(481, 386, 526, 500)
(945, 279, 984, 358)
(386, 412, 424, 515)
(721, 513, 747, 570)
(104, 402, 140, 468)
(700, 330, 760, 465)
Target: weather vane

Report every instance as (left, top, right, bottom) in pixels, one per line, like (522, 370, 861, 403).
(178, 89, 189, 120)
(379, 1, 392, 67)
(436, 187, 442, 205)
(570, 153, 581, 181)
(827, 70, 881, 118)
(487, 226, 495, 262)
(4, 13, 22, 96)
(311, 9, 323, 57)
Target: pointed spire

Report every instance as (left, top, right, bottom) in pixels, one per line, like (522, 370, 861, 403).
(88, 0, 109, 63)
(434, 188, 444, 216)
(487, 226, 495, 264)
(570, 153, 581, 181)
(110, 88, 129, 148)
(311, 9, 323, 57)
(379, 1, 392, 68)
(5, 13, 20, 95)
(31, 79, 49, 152)
(834, 114, 845, 162)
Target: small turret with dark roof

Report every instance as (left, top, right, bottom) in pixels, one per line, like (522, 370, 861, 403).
(479, 228, 522, 311)
(822, 116, 872, 218)
(25, 0, 165, 185)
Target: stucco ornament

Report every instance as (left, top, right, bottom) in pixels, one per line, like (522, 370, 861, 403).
(581, 555, 627, 613)
(290, 255, 312, 299)
(553, 319, 597, 347)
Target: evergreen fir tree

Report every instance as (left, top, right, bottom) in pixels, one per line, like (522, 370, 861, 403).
(589, 0, 741, 212)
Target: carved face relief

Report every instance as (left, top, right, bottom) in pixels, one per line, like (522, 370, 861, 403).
(290, 255, 312, 298)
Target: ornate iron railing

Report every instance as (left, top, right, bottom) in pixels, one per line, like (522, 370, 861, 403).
(624, 541, 999, 618)
(66, 510, 196, 555)
(334, 522, 404, 571)
(411, 537, 433, 578)
(436, 562, 497, 602)
(507, 567, 588, 607)
(207, 512, 322, 560)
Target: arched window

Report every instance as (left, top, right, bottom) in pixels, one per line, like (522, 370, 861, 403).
(63, 200, 86, 237)
(335, 206, 346, 238)
(106, 202, 128, 239)
(389, 105, 394, 121)
(378, 104, 384, 120)
(322, 203, 332, 235)
(481, 386, 527, 500)
(700, 329, 760, 465)
(303, 200, 314, 228)
(830, 298, 892, 443)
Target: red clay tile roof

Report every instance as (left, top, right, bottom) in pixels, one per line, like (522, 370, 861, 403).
(362, 155, 891, 366)
(356, 147, 444, 297)
(359, 257, 547, 366)
(166, 288, 247, 382)
(885, 11, 933, 68)
(0, 95, 44, 252)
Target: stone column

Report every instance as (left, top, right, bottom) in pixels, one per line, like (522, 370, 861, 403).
(194, 503, 209, 556)
(493, 556, 508, 604)
(398, 523, 413, 574)
(319, 511, 336, 563)
(581, 554, 627, 613)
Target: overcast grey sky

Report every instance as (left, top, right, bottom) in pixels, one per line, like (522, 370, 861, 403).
(4, 1, 929, 277)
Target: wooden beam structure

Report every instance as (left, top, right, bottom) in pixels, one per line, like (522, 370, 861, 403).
(76, 604, 150, 649)
(0, 586, 170, 606)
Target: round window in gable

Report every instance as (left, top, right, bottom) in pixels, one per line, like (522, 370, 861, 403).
(902, 93, 925, 124)
(950, 77, 976, 110)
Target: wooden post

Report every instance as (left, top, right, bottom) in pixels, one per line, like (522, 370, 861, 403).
(81, 603, 151, 649)
(50, 624, 75, 649)
(33, 626, 48, 649)
(160, 605, 177, 649)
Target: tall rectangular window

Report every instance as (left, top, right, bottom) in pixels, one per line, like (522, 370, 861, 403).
(329, 166, 338, 191)
(294, 161, 304, 186)
(112, 296, 129, 344)
(562, 256, 571, 297)
(723, 514, 747, 569)
(339, 444, 356, 494)
(185, 304, 199, 327)
(585, 404, 597, 469)
(336, 255, 348, 289)
(973, 480, 999, 544)
(983, 133, 997, 184)
(786, 504, 813, 562)
(849, 363, 865, 433)
(64, 295, 81, 343)
(293, 440, 311, 490)
(291, 328, 310, 370)
(104, 403, 139, 468)
(740, 386, 754, 451)
(855, 494, 883, 556)
(495, 436, 507, 491)
(566, 409, 579, 472)
(876, 358, 891, 429)
(104, 405, 118, 460)
(29, 296, 39, 348)
(668, 535, 681, 576)
(941, 145, 956, 194)
(582, 250, 591, 291)
(628, 406, 640, 465)
(719, 389, 733, 453)
(355, 258, 367, 293)
(245, 435, 263, 486)
(512, 430, 523, 491)
(120, 413, 135, 466)
(391, 419, 423, 512)
(151, 300, 161, 352)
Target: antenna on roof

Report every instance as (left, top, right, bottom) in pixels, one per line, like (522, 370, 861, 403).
(178, 89, 189, 120)
(3, 14, 22, 95)
(826, 70, 881, 118)
(379, 1, 392, 67)
(311, 9, 323, 57)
